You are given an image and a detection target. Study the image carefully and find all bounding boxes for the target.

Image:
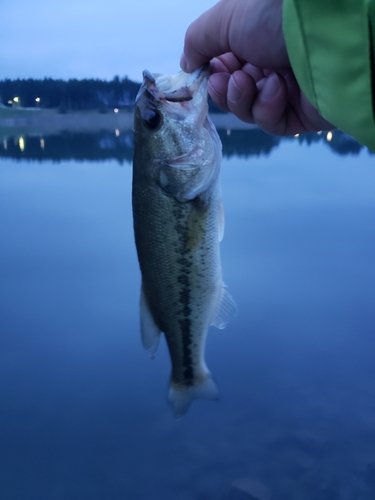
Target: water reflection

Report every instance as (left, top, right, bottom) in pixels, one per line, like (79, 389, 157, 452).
(0, 133, 374, 499)
(0, 128, 369, 163)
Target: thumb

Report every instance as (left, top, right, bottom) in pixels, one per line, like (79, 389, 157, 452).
(181, 2, 231, 72)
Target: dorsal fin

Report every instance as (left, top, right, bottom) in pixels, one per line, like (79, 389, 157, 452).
(210, 286, 237, 329)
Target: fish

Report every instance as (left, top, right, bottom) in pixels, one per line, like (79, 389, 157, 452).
(132, 66, 236, 418)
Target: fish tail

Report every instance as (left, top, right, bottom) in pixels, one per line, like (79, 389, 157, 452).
(168, 374, 219, 419)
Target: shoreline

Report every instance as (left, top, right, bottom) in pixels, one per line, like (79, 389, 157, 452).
(0, 108, 256, 136)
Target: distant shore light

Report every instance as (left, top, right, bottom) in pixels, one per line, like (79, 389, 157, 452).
(294, 133, 299, 137)
(114, 108, 119, 113)
(35, 97, 41, 103)
(13, 97, 19, 103)
(326, 131, 333, 142)
(18, 137, 25, 152)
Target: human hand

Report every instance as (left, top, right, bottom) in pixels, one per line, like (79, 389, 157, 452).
(180, 0, 333, 135)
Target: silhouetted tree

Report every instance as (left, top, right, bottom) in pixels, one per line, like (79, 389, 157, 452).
(0, 77, 141, 110)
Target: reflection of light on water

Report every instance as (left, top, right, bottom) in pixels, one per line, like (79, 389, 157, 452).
(294, 133, 299, 137)
(226, 129, 231, 136)
(3, 139, 7, 150)
(327, 131, 333, 142)
(114, 108, 119, 113)
(115, 129, 120, 137)
(18, 137, 25, 152)
(40, 138, 45, 149)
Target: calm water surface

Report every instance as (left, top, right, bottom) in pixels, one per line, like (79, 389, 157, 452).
(0, 130, 375, 500)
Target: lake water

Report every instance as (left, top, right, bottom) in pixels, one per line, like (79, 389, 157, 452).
(0, 128, 375, 500)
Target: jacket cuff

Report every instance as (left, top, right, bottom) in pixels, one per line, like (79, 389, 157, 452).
(283, 0, 375, 150)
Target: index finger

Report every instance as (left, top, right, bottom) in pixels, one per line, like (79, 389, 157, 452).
(180, 1, 231, 73)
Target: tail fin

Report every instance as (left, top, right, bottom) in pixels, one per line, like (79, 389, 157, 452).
(168, 374, 219, 419)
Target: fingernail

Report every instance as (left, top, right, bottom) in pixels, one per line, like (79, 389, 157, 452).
(180, 53, 188, 72)
(260, 73, 280, 101)
(227, 75, 242, 104)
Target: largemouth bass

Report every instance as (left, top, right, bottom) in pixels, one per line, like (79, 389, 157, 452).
(132, 66, 236, 417)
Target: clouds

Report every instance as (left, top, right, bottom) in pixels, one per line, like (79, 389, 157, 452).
(0, 0, 216, 81)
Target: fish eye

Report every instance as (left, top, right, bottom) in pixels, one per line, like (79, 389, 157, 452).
(143, 110, 162, 130)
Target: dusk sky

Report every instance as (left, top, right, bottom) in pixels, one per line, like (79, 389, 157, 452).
(1, 0, 216, 82)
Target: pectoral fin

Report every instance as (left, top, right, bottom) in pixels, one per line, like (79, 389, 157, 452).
(140, 286, 162, 357)
(210, 286, 237, 329)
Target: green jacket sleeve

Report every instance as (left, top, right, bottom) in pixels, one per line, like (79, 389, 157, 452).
(283, 0, 375, 151)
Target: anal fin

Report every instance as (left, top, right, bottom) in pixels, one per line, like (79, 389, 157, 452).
(140, 285, 162, 357)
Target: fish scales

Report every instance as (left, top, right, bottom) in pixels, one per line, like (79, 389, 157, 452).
(132, 67, 236, 417)
(133, 170, 222, 385)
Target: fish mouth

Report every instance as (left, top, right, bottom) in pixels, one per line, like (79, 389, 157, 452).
(138, 65, 210, 105)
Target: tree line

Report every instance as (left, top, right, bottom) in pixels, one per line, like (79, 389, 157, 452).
(0, 77, 141, 111)
(0, 76, 224, 113)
